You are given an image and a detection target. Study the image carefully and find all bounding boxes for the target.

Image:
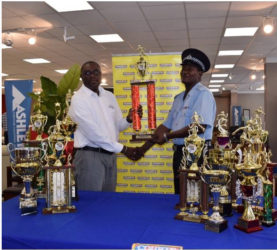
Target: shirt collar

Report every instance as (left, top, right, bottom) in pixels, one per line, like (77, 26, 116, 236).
(81, 84, 104, 97)
(183, 82, 201, 98)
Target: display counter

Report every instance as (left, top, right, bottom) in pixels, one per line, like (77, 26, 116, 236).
(2, 191, 277, 249)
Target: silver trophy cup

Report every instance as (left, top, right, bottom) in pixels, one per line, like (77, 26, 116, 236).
(7, 142, 47, 215)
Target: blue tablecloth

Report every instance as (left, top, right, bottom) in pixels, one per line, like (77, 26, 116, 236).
(2, 191, 277, 249)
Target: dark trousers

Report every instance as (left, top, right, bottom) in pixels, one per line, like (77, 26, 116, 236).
(172, 146, 184, 195)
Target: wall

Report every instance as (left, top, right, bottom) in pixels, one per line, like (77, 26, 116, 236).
(237, 93, 264, 120)
(265, 62, 277, 162)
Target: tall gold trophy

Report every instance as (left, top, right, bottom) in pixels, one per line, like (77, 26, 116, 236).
(7, 142, 47, 215)
(234, 149, 263, 233)
(233, 107, 273, 232)
(207, 111, 235, 217)
(130, 45, 156, 142)
(43, 102, 76, 214)
(28, 93, 48, 197)
(175, 112, 208, 223)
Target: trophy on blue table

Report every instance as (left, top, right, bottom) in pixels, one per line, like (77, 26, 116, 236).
(7, 142, 47, 215)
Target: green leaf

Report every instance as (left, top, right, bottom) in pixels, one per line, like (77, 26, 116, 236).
(57, 64, 80, 96)
(28, 92, 39, 101)
(41, 76, 57, 96)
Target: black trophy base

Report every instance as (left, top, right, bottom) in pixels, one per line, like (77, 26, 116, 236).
(205, 219, 228, 233)
(262, 219, 276, 227)
(234, 218, 263, 233)
(21, 206, 38, 216)
(219, 202, 233, 217)
(130, 133, 152, 142)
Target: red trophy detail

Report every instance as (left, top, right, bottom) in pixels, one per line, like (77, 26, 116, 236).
(130, 81, 156, 142)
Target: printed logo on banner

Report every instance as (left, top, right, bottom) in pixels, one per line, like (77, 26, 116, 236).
(160, 79, 173, 83)
(115, 65, 128, 68)
(5, 80, 33, 147)
(166, 71, 179, 75)
(116, 80, 128, 84)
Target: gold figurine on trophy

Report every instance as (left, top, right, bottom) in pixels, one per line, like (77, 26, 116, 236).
(30, 94, 48, 141)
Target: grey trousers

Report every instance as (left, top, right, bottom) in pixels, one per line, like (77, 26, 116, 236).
(73, 150, 117, 191)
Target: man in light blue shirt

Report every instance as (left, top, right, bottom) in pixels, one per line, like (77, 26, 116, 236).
(138, 48, 216, 194)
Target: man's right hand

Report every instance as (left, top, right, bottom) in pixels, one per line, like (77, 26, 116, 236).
(121, 146, 144, 161)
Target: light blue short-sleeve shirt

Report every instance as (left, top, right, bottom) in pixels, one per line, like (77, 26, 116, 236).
(163, 82, 216, 145)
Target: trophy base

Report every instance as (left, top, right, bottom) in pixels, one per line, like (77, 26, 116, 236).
(43, 205, 77, 215)
(234, 218, 263, 233)
(20, 197, 38, 216)
(205, 219, 228, 233)
(175, 211, 202, 223)
(272, 209, 277, 221)
(219, 202, 233, 217)
(37, 192, 46, 199)
(21, 206, 38, 216)
(130, 133, 152, 142)
(262, 219, 276, 227)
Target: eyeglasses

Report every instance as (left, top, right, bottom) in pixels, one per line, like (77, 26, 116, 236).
(82, 69, 101, 77)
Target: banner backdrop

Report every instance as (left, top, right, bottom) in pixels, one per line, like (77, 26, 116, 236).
(113, 53, 185, 194)
(4, 80, 33, 147)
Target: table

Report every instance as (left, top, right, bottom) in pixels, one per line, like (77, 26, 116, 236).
(2, 191, 277, 249)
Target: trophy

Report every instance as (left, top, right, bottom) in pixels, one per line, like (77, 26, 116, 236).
(47, 103, 67, 167)
(60, 89, 78, 200)
(60, 89, 77, 143)
(43, 102, 76, 214)
(175, 112, 208, 223)
(130, 45, 156, 142)
(208, 111, 235, 217)
(234, 149, 263, 233)
(200, 160, 230, 233)
(30, 94, 48, 141)
(261, 168, 275, 226)
(27, 94, 49, 198)
(7, 142, 47, 215)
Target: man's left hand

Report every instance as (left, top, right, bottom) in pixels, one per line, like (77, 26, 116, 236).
(127, 105, 143, 123)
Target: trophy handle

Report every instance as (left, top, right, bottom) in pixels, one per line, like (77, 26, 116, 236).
(41, 141, 48, 161)
(10, 162, 21, 177)
(237, 148, 242, 164)
(7, 143, 16, 162)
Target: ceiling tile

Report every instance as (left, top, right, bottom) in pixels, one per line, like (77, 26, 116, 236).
(229, 2, 276, 16)
(148, 19, 186, 31)
(188, 17, 226, 29)
(3, 2, 55, 16)
(141, 4, 185, 20)
(186, 2, 229, 18)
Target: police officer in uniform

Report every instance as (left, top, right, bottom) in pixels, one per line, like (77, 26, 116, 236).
(137, 48, 216, 194)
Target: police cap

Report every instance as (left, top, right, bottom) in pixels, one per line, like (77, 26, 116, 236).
(181, 48, 210, 72)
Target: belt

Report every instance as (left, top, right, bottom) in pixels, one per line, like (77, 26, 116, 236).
(173, 144, 184, 152)
(75, 146, 114, 155)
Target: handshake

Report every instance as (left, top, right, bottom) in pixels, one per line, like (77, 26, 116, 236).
(121, 145, 147, 161)
(121, 131, 169, 161)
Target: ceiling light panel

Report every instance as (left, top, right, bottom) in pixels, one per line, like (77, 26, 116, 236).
(89, 34, 124, 43)
(23, 58, 50, 64)
(209, 84, 222, 88)
(215, 64, 234, 69)
(2, 43, 12, 49)
(55, 69, 68, 74)
(45, 0, 93, 12)
(211, 74, 228, 78)
(224, 27, 258, 37)
(210, 80, 224, 83)
(218, 50, 244, 56)
(209, 88, 220, 92)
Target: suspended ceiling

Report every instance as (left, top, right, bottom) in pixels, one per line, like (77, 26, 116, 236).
(2, 1, 277, 93)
